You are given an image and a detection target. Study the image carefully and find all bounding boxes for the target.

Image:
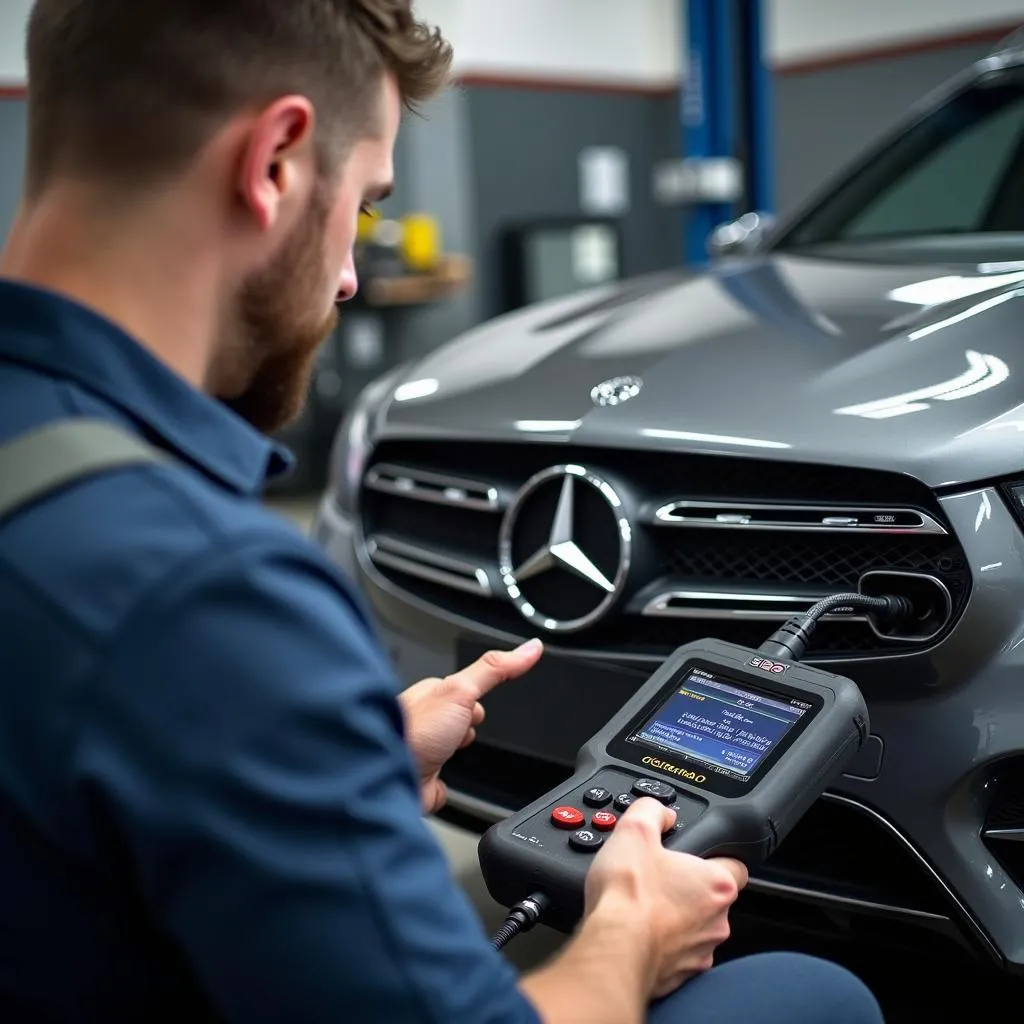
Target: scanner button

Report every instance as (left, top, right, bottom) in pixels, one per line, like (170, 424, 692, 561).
(568, 829, 604, 853)
(583, 787, 613, 808)
(591, 811, 617, 832)
(632, 778, 677, 804)
(613, 793, 635, 813)
(551, 806, 585, 829)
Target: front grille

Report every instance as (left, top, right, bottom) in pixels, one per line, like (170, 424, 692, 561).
(359, 440, 970, 660)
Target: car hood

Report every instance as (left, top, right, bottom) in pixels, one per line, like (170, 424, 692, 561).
(379, 251, 1024, 489)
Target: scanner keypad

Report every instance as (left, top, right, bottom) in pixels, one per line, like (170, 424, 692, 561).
(517, 769, 707, 859)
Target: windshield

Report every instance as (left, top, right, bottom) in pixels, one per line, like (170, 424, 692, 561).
(777, 71, 1024, 259)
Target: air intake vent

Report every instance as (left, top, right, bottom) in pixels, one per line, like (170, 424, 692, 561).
(982, 758, 1024, 891)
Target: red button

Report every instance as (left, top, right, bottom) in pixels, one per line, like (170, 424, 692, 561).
(592, 811, 617, 832)
(551, 806, 585, 829)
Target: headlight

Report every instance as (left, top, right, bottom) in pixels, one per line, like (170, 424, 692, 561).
(328, 363, 408, 514)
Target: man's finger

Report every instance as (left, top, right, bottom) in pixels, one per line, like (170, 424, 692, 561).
(445, 638, 543, 699)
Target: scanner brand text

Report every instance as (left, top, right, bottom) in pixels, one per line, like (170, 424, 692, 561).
(641, 756, 707, 783)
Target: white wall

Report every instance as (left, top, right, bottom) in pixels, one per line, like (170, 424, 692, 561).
(451, 0, 680, 86)
(413, 0, 680, 85)
(0, 0, 1021, 85)
(414, 0, 1022, 83)
(770, 0, 1024, 66)
(0, 0, 31, 85)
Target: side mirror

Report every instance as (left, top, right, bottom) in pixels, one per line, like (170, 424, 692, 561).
(706, 211, 776, 259)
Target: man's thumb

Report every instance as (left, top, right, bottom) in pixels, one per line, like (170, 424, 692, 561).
(617, 796, 677, 840)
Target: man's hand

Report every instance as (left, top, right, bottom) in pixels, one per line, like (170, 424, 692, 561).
(521, 798, 747, 1024)
(398, 639, 543, 813)
(584, 797, 748, 996)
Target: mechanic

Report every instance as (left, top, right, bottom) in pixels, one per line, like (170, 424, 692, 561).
(0, 3, 885, 1023)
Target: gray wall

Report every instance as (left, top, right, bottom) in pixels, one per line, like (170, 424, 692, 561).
(388, 87, 483, 360)
(0, 99, 25, 240)
(463, 85, 683, 320)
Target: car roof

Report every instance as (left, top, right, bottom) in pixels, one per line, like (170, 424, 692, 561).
(988, 25, 1024, 65)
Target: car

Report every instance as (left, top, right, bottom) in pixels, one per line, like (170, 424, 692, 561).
(313, 30, 1024, 981)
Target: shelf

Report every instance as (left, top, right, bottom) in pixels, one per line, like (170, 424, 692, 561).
(363, 253, 473, 307)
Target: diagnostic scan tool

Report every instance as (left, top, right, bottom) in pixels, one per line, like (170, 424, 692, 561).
(478, 591, 905, 942)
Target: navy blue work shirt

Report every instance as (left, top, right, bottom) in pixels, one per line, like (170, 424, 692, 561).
(0, 280, 540, 1023)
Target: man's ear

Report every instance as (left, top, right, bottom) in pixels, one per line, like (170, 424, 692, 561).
(236, 96, 317, 233)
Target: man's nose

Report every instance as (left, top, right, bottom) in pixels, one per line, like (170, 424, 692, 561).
(337, 253, 358, 303)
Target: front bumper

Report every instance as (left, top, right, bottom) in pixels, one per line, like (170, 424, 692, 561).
(313, 486, 1024, 974)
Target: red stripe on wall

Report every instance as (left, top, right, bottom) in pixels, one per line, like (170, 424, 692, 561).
(774, 20, 1021, 76)
(0, 85, 26, 99)
(454, 72, 677, 97)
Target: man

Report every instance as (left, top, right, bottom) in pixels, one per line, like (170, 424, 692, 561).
(0, 2, 884, 1022)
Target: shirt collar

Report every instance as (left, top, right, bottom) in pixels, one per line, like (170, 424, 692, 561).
(0, 279, 293, 495)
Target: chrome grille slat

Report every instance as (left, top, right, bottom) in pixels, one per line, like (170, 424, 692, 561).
(364, 463, 502, 512)
(367, 534, 493, 597)
(639, 588, 857, 621)
(652, 500, 947, 535)
(983, 828, 1024, 842)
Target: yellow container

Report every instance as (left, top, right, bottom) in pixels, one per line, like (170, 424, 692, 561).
(401, 213, 442, 271)
(357, 208, 380, 242)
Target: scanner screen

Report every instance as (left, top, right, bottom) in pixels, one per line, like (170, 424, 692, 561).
(630, 667, 811, 781)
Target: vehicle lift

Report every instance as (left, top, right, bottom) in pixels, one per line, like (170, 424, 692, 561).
(656, 0, 775, 265)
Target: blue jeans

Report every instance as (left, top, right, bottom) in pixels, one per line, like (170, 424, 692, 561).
(650, 952, 885, 1024)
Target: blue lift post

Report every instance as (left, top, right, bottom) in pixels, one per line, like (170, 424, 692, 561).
(680, 0, 775, 265)
(740, 0, 775, 215)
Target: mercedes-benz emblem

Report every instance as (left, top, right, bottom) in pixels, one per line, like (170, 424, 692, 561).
(591, 375, 643, 408)
(498, 464, 632, 633)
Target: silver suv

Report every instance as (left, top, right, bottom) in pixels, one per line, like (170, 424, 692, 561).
(314, 32, 1024, 982)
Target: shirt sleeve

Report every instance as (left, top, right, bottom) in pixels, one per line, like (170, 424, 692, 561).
(70, 529, 542, 1024)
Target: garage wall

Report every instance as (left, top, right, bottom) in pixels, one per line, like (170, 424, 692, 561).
(1, 0, 1019, 82)
(0, 3, 1021, 333)
(0, 101, 25, 243)
(463, 86, 681, 321)
(427, 0, 679, 88)
(0, 0, 31, 85)
(770, 0, 1024, 68)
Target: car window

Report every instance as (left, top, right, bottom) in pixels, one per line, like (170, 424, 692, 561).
(843, 101, 1024, 238)
(781, 76, 1024, 247)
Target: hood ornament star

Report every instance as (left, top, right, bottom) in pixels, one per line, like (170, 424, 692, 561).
(512, 473, 615, 592)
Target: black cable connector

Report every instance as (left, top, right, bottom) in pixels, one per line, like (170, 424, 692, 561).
(490, 892, 552, 951)
(758, 592, 913, 664)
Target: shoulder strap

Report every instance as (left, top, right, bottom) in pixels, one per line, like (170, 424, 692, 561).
(0, 419, 169, 524)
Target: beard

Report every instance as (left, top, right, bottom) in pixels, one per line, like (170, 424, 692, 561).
(215, 183, 340, 434)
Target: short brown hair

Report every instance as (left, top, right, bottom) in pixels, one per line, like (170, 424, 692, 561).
(24, 0, 453, 197)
